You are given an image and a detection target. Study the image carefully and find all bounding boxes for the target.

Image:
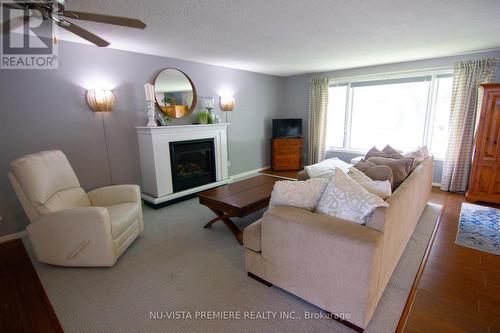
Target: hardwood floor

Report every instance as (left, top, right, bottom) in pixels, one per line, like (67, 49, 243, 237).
(1, 181, 498, 332)
(0, 239, 63, 332)
(403, 189, 500, 333)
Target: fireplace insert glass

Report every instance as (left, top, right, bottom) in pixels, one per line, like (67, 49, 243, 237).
(169, 138, 216, 193)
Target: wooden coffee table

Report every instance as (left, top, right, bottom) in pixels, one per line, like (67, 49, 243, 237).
(198, 175, 279, 245)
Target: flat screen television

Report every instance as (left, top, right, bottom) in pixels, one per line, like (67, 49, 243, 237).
(272, 119, 302, 138)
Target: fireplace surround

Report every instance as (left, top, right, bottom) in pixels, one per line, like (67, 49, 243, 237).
(136, 124, 230, 206)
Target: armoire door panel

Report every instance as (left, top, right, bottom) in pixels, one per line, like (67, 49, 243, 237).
(494, 166, 500, 195)
(479, 93, 500, 161)
(473, 164, 496, 195)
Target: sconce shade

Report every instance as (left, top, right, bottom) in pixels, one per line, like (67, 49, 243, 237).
(220, 96, 235, 111)
(87, 89, 116, 112)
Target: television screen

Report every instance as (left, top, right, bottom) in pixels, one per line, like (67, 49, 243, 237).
(272, 119, 302, 138)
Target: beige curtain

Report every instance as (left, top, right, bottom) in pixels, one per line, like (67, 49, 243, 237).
(441, 58, 498, 192)
(308, 77, 329, 164)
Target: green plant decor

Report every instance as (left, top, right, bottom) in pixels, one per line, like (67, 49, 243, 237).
(198, 111, 210, 124)
(162, 97, 173, 106)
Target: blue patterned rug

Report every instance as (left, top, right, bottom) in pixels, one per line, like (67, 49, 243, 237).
(456, 203, 500, 255)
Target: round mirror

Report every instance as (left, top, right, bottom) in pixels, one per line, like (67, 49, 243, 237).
(154, 68, 197, 118)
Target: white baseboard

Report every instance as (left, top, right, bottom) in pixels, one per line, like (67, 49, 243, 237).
(432, 182, 441, 187)
(0, 230, 27, 244)
(229, 166, 270, 182)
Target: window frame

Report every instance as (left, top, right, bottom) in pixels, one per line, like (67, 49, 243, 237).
(326, 68, 453, 160)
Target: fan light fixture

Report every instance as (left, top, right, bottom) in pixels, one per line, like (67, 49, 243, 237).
(86, 89, 116, 112)
(220, 96, 235, 111)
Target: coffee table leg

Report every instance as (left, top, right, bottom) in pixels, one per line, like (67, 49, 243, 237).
(203, 209, 243, 245)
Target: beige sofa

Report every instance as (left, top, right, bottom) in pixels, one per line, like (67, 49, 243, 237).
(243, 157, 433, 329)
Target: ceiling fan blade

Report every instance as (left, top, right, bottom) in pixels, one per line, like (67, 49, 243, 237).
(61, 11, 146, 29)
(56, 19, 109, 47)
(2, 2, 25, 10)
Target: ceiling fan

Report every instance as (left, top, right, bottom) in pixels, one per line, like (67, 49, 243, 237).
(2, 0, 147, 47)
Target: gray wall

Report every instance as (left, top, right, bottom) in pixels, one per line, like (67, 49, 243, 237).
(1, 43, 499, 237)
(280, 50, 500, 184)
(0, 41, 283, 237)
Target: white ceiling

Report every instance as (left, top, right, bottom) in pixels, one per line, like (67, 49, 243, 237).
(19, 0, 500, 76)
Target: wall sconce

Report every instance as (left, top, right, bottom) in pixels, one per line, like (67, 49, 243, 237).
(86, 89, 116, 112)
(220, 96, 235, 112)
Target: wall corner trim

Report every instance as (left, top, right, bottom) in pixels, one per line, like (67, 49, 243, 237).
(229, 166, 271, 182)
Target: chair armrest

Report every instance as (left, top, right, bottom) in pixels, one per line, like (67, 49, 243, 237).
(27, 207, 116, 266)
(87, 184, 141, 207)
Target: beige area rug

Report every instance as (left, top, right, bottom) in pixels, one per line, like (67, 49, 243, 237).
(24, 199, 442, 333)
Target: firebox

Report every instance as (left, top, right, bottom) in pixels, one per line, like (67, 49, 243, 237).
(169, 138, 216, 193)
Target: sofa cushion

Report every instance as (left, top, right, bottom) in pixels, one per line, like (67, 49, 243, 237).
(353, 160, 394, 185)
(297, 170, 309, 181)
(364, 166, 394, 184)
(304, 157, 352, 179)
(382, 145, 404, 157)
(348, 167, 392, 199)
(365, 146, 403, 160)
(404, 146, 430, 171)
(270, 178, 329, 211)
(315, 169, 389, 224)
(348, 166, 373, 183)
(367, 156, 413, 189)
(107, 203, 139, 239)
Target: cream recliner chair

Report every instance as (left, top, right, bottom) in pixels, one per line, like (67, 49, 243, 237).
(9, 150, 144, 267)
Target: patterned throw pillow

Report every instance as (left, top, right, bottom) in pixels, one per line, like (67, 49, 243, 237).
(269, 178, 330, 211)
(316, 169, 389, 224)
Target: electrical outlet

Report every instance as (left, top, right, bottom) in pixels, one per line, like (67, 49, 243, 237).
(227, 161, 231, 167)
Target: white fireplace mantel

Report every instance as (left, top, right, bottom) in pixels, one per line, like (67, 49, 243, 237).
(136, 123, 230, 205)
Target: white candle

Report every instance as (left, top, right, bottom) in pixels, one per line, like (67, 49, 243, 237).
(144, 83, 155, 101)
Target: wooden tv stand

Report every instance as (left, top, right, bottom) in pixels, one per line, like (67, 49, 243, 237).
(272, 137, 303, 171)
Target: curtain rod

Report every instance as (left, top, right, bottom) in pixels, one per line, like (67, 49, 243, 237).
(328, 66, 453, 83)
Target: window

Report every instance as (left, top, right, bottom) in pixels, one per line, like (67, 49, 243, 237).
(326, 72, 453, 158)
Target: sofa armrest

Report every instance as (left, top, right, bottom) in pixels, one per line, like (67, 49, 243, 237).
(243, 218, 262, 252)
(27, 207, 116, 266)
(262, 206, 382, 258)
(261, 206, 383, 327)
(87, 184, 141, 207)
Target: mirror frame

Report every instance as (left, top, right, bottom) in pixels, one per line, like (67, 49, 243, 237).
(153, 68, 197, 118)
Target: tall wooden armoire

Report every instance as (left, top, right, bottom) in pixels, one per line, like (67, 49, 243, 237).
(466, 84, 500, 204)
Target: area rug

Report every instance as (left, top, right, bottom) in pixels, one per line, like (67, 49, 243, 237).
(24, 200, 442, 333)
(456, 202, 500, 255)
